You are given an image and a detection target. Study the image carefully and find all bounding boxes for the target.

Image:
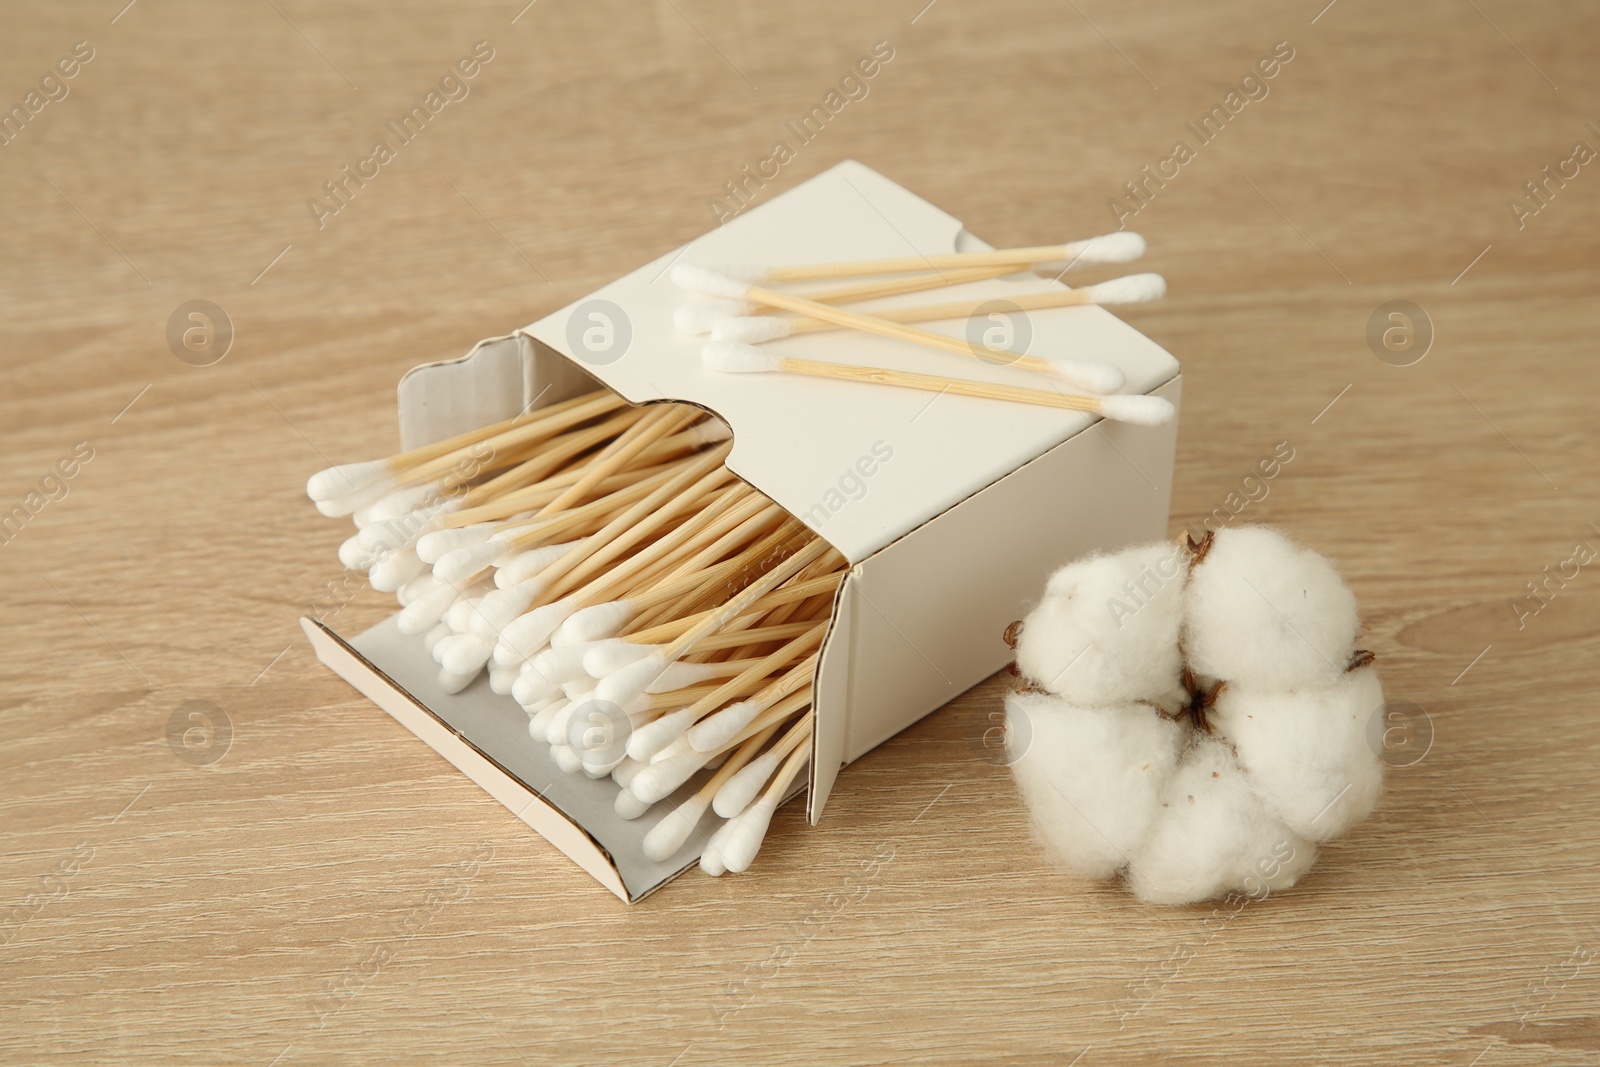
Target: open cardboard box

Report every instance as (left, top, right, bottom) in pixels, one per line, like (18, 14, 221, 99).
(303, 161, 1182, 902)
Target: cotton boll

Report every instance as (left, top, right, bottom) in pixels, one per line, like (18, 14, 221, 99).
(1013, 541, 1189, 708)
(1005, 689, 1186, 880)
(1210, 666, 1385, 841)
(1123, 738, 1317, 905)
(1184, 526, 1360, 691)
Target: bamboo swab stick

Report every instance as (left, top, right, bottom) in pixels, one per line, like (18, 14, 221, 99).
(729, 273, 1166, 337)
(713, 735, 812, 874)
(394, 391, 632, 490)
(457, 408, 650, 507)
(622, 573, 842, 644)
(305, 388, 622, 503)
(701, 343, 1176, 426)
(725, 689, 812, 750)
(444, 461, 676, 527)
(443, 414, 730, 526)
(642, 722, 782, 861)
(661, 538, 831, 662)
(541, 405, 700, 515)
(688, 651, 818, 751)
(714, 232, 1144, 281)
(713, 713, 812, 818)
(535, 445, 733, 594)
(674, 265, 1029, 335)
(618, 623, 826, 758)
(678, 266, 1123, 392)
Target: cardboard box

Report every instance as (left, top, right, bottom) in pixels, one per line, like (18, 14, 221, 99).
(304, 160, 1182, 902)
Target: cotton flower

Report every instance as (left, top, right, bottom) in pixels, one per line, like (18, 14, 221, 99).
(1005, 525, 1382, 904)
(1005, 690, 1186, 880)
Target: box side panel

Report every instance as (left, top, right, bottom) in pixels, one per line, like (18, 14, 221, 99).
(807, 577, 856, 823)
(397, 334, 598, 451)
(837, 375, 1183, 767)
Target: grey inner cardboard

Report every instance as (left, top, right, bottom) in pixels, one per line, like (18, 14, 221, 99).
(351, 616, 704, 902)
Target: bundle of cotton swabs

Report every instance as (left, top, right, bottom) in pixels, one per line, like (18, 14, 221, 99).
(672, 231, 1175, 425)
(308, 392, 838, 876)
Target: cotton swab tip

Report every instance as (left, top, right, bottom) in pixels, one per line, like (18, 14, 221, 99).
(714, 750, 779, 818)
(554, 600, 635, 645)
(583, 640, 657, 678)
(306, 459, 389, 502)
(596, 653, 667, 705)
(614, 788, 653, 820)
(1086, 272, 1166, 305)
(434, 541, 506, 585)
(721, 803, 777, 873)
(674, 298, 753, 336)
(642, 798, 708, 862)
(671, 264, 753, 299)
(702, 341, 784, 374)
(1046, 359, 1126, 395)
(1097, 393, 1176, 427)
(512, 670, 557, 708)
(416, 525, 492, 564)
(711, 316, 794, 344)
(1066, 231, 1146, 264)
(438, 634, 495, 676)
(686, 700, 761, 752)
(626, 707, 695, 762)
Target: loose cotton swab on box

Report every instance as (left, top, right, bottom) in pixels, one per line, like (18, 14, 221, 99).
(701, 341, 1175, 426)
(675, 264, 1125, 393)
(707, 231, 1145, 282)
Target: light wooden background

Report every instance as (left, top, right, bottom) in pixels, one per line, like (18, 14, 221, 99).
(3, 1, 1598, 1063)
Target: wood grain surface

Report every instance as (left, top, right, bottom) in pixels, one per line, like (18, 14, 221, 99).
(3, 1, 1598, 1064)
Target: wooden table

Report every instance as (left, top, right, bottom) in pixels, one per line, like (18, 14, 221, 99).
(3, 1, 1597, 1063)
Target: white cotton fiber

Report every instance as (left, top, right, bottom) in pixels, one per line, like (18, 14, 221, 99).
(1005, 690, 1185, 880)
(1014, 541, 1190, 709)
(1210, 666, 1385, 841)
(368, 547, 427, 593)
(1184, 526, 1360, 691)
(1123, 738, 1317, 905)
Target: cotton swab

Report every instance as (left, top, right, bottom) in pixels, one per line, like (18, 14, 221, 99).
(642, 722, 782, 861)
(712, 273, 1166, 343)
(717, 741, 810, 873)
(676, 265, 1123, 391)
(672, 264, 1032, 335)
(704, 232, 1146, 282)
(713, 712, 811, 818)
(701, 342, 1175, 426)
(306, 389, 626, 504)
